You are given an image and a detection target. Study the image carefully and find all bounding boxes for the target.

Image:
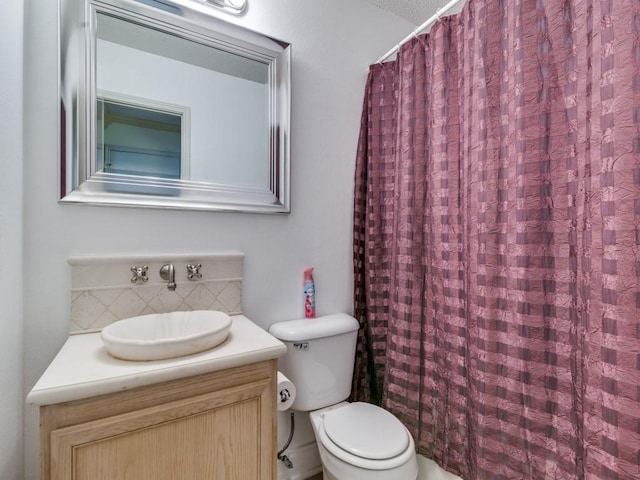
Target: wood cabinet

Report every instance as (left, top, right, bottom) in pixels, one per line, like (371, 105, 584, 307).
(39, 360, 277, 480)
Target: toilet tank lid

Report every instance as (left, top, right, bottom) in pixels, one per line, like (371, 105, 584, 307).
(268, 313, 359, 341)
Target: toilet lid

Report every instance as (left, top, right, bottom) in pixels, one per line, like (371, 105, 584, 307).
(322, 402, 409, 460)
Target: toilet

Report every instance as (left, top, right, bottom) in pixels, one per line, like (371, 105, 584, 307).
(269, 313, 418, 480)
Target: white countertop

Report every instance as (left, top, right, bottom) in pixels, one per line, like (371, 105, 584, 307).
(27, 315, 286, 406)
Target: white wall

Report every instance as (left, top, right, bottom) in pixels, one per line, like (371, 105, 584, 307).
(22, 0, 412, 478)
(0, 1, 24, 479)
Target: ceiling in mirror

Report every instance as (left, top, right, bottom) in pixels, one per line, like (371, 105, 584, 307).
(59, 0, 291, 213)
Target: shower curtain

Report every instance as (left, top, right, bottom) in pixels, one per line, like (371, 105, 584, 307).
(352, 0, 640, 478)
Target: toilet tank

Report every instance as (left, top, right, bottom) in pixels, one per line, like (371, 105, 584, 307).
(269, 313, 359, 411)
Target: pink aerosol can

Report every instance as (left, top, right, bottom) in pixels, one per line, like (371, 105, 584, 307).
(303, 267, 316, 318)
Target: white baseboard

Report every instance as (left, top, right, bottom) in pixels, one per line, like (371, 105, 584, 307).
(277, 441, 323, 480)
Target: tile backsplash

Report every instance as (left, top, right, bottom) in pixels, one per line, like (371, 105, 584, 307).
(68, 253, 243, 334)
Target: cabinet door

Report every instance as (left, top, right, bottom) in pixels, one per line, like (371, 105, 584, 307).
(50, 378, 271, 480)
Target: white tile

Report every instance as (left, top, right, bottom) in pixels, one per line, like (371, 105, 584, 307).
(92, 287, 125, 306)
(217, 282, 242, 312)
(204, 280, 227, 296)
(152, 288, 186, 312)
(67, 253, 244, 332)
(91, 310, 119, 331)
(417, 455, 463, 480)
(132, 284, 164, 303)
(184, 284, 217, 310)
(210, 299, 227, 312)
(107, 289, 148, 319)
(69, 253, 244, 287)
(71, 292, 107, 329)
(140, 306, 156, 316)
(69, 319, 86, 333)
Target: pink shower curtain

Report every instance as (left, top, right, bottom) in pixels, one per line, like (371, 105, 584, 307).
(352, 0, 640, 478)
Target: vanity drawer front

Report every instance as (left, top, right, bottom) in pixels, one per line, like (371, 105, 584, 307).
(50, 378, 271, 480)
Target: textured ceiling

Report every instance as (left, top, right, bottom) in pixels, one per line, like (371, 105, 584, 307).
(362, 0, 464, 26)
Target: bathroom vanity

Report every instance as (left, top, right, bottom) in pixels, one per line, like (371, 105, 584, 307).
(28, 315, 286, 480)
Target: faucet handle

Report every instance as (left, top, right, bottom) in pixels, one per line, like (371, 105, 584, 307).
(130, 265, 149, 284)
(187, 263, 203, 281)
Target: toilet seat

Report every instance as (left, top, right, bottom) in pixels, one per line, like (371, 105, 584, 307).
(312, 403, 416, 471)
(323, 402, 409, 459)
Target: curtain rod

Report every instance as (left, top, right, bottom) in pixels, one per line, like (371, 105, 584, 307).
(375, 0, 464, 64)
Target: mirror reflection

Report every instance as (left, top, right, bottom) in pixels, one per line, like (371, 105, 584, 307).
(96, 12, 269, 187)
(97, 97, 184, 179)
(59, 0, 291, 212)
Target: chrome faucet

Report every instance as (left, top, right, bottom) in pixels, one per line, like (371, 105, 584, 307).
(159, 264, 176, 291)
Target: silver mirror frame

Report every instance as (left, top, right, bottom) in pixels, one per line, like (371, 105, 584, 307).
(59, 0, 291, 213)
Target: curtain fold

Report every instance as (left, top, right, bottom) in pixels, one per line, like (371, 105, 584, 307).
(352, 0, 640, 478)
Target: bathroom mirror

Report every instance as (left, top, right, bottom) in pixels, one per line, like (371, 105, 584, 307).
(59, 0, 291, 212)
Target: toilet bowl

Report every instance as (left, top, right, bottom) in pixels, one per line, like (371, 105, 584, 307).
(310, 402, 418, 480)
(268, 314, 419, 480)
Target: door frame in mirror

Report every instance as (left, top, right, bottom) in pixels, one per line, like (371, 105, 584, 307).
(59, 0, 291, 213)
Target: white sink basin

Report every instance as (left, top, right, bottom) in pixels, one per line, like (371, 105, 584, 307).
(101, 310, 232, 361)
